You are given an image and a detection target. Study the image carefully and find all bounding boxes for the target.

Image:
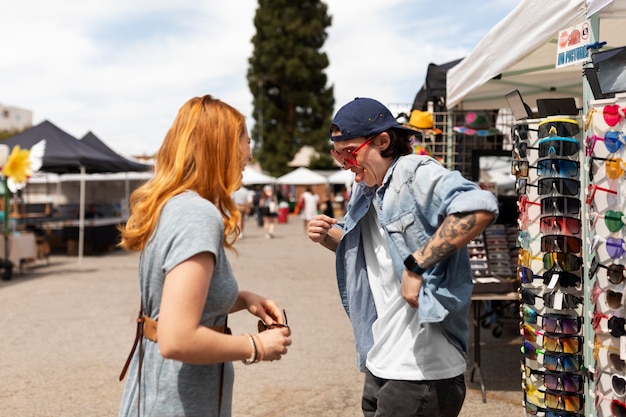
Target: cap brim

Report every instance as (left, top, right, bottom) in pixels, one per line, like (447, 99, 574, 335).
(394, 125, 421, 136)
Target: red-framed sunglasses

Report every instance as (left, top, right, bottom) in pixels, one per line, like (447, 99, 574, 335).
(330, 137, 373, 169)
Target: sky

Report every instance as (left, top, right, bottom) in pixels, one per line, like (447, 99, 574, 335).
(0, 0, 520, 158)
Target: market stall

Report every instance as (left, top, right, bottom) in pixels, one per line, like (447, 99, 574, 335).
(445, 1, 626, 416)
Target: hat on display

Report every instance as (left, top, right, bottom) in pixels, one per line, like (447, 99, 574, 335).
(330, 97, 420, 141)
(453, 111, 501, 136)
(407, 110, 442, 135)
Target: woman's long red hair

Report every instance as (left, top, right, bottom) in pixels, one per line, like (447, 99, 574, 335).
(119, 95, 244, 252)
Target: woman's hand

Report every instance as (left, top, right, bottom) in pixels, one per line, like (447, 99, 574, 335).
(235, 291, 286, 326)
(234, 291, 291, 361)
(256, 326, 291, 361)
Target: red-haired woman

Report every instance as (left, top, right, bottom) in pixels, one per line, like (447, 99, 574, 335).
(118, 95, 291, 417)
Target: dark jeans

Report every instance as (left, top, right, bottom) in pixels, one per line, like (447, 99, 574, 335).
(362, 369, 466, 417)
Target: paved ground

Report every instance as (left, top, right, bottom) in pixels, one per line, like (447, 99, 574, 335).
(0, 214, 524, 416)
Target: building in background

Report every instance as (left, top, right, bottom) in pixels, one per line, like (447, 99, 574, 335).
(0, 103, 32, 131)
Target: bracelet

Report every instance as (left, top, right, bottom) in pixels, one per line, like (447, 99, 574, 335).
(242, 334, 256, 365)
(252, 334, 264, 363)
(323, 232, 330, 242)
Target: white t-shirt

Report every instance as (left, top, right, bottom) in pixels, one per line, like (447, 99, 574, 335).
(232, 186, 249, 206)
(300, 191, 319, 221)
(362, 205, 466, 380)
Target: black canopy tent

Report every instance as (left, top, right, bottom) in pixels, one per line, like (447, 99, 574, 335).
(80, 131, 151, 173)
(2, 120, 150, 262)
(412, 58, 462, 112)
(3, 120, 126, 174)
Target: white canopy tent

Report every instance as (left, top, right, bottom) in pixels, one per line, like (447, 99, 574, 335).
(242, 166, 276, 185)
(276, 167, 328, 185)
(326, 169, 355, 185)
(447, 0, 626, 110)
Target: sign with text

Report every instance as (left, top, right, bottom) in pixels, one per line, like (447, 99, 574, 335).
(556, 20, 590, 68)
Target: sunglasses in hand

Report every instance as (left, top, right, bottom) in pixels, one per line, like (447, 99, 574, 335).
(258, 309, 289, 332)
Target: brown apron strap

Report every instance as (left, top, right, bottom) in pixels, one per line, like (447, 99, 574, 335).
(117, 303, 146, 417)
(119, 302, 231, 417)
(218, 315, 232, 414)
(119, 306, 144, 382)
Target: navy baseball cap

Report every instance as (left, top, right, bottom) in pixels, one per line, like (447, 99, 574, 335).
(330, 97, 419, 141)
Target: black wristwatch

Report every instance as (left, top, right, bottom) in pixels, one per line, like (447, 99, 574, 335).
(404, 254, 426, 275)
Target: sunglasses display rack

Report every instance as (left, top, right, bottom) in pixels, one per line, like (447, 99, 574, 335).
(585, 98, 626, 417)
(513, 117, 587, 416)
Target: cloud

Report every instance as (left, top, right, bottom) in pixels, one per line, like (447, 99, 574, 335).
(0, 0, 516, 157)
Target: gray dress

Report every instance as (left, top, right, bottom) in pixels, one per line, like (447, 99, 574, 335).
(119, 191, 239, 417)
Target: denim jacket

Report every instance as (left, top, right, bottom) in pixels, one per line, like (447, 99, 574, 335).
(334, 154, 499, 371)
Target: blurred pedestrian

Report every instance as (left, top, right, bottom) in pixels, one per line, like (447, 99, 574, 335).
(253, 186, 264, 227)
(232, 185, 250, 238)
(118, 95, 291, 417)
(299, 186, 319, 235)
(259, 185, 279, 238)
(308, 97, 498, 417)
(320, 188, 335, 218)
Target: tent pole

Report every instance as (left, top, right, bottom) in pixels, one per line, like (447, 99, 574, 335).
(78, 166, 85, 262)
(2, 177, 11, 280)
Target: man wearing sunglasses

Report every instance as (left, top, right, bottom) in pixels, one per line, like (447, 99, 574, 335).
(308, 98, 499, 417)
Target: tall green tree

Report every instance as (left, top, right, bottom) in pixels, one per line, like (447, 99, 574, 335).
(248, 0, 335, 177)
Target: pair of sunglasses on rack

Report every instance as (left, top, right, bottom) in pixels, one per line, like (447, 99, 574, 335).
(537, 137, 580, 159)
(590, 256, 626, 284)
(517, 196, 582, 218)
(520, 287, 583, 311)
(522, 365, 583, 393)
(590, 210, 626, 233)
(605, 289, 625, 310)
(522, 349, 582, 374)
(511, 159, 579, 179)
(612, 374, 626, 397)
(593, 311, 626, 338)
(603, 104, 626, 127)
(257, 309, 289, 333)
(540, 251, 583, 272)
(520, 305, 582, 335)
(537, 118, 581, 139)
(514, 136, 580, 160)
(541, 235, 582, 253)
(513, 141, 539, 159)
(591, 277, 626, 310)
(587, 184, 618, 208)
(589, 155, 626, 180)
(524, 383, 584, 413)
(523, 369, 583, 400)
(541, 196, 580, 216)
(524, 402, 583, 417)
(537, 216, 581, 236)
(518, 265, 581, 288)
(591, 235, 626, 259)
(593, 338, 625, 370)
(595, 388, 626, 417)
(521, 329, 582, 354)
(517, 232, 582, 254)
(518, 195, 542, 214)
(586, 132, 626, 155)
(516, 178, 580, 197)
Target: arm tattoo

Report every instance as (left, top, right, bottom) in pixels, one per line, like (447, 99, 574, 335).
(417, 213, 478, 268)
(439, 213, 477, 239)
